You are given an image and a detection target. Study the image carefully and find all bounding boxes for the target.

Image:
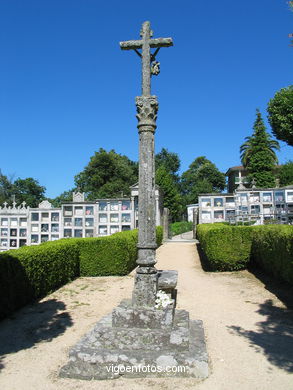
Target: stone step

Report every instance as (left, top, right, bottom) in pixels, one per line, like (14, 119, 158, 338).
(74, 309, 190, 352)
(60, 317, 208, 380)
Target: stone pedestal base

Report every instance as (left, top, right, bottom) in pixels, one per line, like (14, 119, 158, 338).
(113, 300, 175, 329)
(132, 273, 158, 307)
(59, 300, 209, 380)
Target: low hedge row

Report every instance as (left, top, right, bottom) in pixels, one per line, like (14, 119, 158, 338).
(170, 221, 193, 236)
(0, 240, 79, 319)
(197, 224, 293, 284)
(251, 225, 293, 284)
(197, 223, 254, 271)
(0, 226, 163, 319)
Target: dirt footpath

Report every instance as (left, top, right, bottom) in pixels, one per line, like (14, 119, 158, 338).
(0, 242, 292, 390)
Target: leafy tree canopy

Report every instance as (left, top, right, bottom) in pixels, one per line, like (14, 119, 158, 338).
(0, 171, 14, 205)
(74, 148, 138, 200)
(267, 86, 293, 146)
(240, 110, 280, 187)
(155, 148, 180, 183)
(49, 189, 75, 207)
(278, 160, 293, 186)
(181, 156, 226, 204)
(13, 178, 46, 207)
(0, 171, 46, 207)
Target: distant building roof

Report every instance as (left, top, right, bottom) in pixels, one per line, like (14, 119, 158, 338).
(225, 165, 282, 176)
(198, 185, 293, 197)
(198, 193, 234, 196)
(225, 166, 246, 175)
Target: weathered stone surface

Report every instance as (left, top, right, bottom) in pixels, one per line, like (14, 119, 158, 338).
(65, 311, 189, 352)
(162, 207, 170, 240)
(112, 299, 175, 329)
(59, 23, 209, 382)
(59, 308, 208, 380)
(157, 270, 178, 306)
(122, 22, 173, 299)
(158, 270, 178, 289)
(132, 273, 158, 307)
(136, 96, 158, 128)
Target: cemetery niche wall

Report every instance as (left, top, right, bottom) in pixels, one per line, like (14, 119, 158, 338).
(198, 185, 293, 225)
(0, 186, 163, 252)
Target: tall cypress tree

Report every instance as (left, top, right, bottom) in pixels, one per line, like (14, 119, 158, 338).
(240, 110, 280, 188)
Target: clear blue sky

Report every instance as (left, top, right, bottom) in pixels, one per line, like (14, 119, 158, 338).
(0, 0, 292, 198)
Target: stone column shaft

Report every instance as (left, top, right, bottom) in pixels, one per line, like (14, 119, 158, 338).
(132, 95, 159, 307)
(137, 130, 156, 258)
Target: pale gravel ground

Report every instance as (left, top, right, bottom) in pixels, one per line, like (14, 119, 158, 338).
(0, 240, 293, 390)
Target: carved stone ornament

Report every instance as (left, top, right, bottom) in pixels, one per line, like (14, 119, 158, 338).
(73, 192, 85, 202)
(151, 60, 160, 75)
(38, 200, 52, 209)
(135, 95, 158, 129)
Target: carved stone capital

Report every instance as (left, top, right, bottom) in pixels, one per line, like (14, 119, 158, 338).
(135, 95, 158, 130)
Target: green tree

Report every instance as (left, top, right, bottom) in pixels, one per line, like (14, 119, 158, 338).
(267, 86, 293, 146)
(74, 148, 138, 200)
(49, 189, 75, 207)
(155, 148, 180, 184)
(240, 110, 280, 188)
(155, 166, 182, 221)
(278, 160, 293, 186)
(155, 148, 183, 220)
(0, 172, 46, 207)
(181, 156, 226, 204)
(0, 171, 14, 204)
(13, 177, 46, 207)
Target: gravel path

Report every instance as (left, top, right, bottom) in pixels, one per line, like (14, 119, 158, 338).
(0, 241, 292, 390)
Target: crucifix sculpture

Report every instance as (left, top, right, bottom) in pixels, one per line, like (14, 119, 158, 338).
(60, 23, 209, 380)
(120, 21, 173, 307)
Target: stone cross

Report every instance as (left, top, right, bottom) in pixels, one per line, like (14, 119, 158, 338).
(120, 21, 173, 96)
(120, 22, 173, 307)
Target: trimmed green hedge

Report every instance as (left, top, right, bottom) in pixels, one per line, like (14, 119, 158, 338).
(0, 226, 163, 319)
(170, 221, 193, 236)
(197, 223, 254, 271)
(0, 240, 79, 319)
(79, 226, 163, 276)
(72, 230, 138, 276)
(156, 225, 163, 247)
(43, 226, 163, 277)
(251, 225, 293, 284)
(197, 224, 293, 283)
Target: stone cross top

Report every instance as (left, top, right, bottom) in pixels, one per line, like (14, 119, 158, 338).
(120, 21, 173, 96)
(120, 22, 173, 307)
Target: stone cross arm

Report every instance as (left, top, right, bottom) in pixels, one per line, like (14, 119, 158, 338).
(120, 22, 173, 96)
(120, 37, 173, 50)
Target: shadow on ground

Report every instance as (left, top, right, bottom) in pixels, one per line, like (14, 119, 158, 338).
(196, 243, 214, 272)
(0, 299, 73, 370)
(196, 243, 293, 372)
(248, 265, 293, 309)
(228, 299, 293, 372)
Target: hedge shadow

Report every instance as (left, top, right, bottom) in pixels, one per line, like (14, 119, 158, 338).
(0, 298, 73, 370)
(228, 299, 293, 372)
